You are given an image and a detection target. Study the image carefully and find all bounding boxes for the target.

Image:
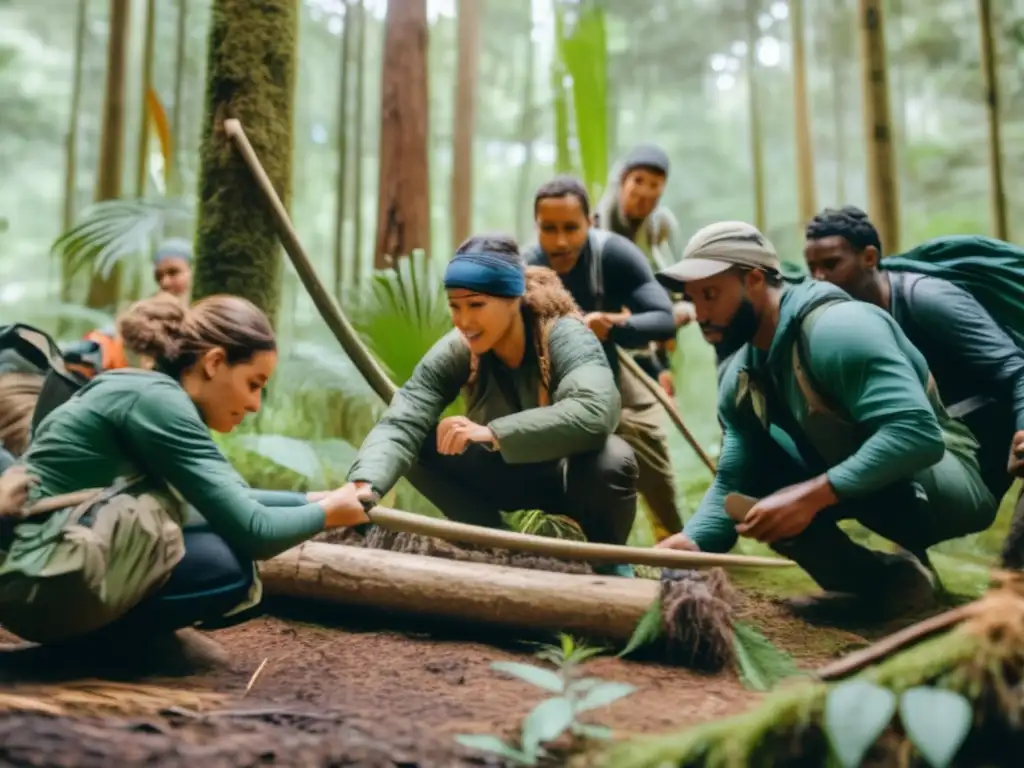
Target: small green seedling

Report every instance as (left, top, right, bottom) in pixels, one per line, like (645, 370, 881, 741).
(456, 634, 637, 766)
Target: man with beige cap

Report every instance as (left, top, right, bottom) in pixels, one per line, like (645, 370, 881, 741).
(652, 221, 996, 623)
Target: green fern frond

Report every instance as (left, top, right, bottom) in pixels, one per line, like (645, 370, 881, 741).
(733, 620, 805, 692)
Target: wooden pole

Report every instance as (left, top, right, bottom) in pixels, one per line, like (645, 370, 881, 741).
(977, 0, 1009, 241)
(260, 541, 660, 642)
(856, 0, 899, 254)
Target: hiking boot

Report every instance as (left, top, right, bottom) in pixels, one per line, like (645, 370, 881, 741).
(782, 552, 937, 626)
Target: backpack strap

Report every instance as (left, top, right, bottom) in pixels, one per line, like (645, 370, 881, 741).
(587, 229, 611, 312)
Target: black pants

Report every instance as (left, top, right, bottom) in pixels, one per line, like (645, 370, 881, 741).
(101, 526, 255, 637)
(405, 428, 639, 545)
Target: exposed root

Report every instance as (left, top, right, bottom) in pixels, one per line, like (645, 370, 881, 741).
(354, 525, 595, 575)
(659, 568, 736, 672)
(605, 571, 1024, 767)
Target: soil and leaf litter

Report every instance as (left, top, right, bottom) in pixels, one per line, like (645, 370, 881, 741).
(0, 521, 975, 768)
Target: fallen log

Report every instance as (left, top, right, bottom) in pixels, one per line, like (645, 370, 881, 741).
(260, 541, 659, 642)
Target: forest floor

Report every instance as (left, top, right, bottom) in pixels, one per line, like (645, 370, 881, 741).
(0, 514, 1000, 768)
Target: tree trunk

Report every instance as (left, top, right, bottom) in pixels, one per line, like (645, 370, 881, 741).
(62, 0, 89, 233)
(374, 0, 431, 268)
(513, 11, 536, 243)
(169, 0, 189, 195)
(978, 0, 1008, 240)
(450, 0, 482, 249)
(86, 0, 131, 312)
(333, 0, 355, 298)
(790, 0, 816, 227)
(857, 0, 899, 254)
(829, 0, 847, 204)
(134, 0, 157, 198)
(351, 0, 368, 284)
(260, 542, 658, 642)
(192, 0, 299, 325)
(745, 0, 766, 231)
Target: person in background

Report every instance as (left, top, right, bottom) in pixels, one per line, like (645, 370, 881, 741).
(654, 221, 996, 623)
(524, 177, 683, 542)
(0, 293, 369, 648)
(339, 233, 639, 562)
(74, 238, 196, 376)
(593, 144, 694, 395)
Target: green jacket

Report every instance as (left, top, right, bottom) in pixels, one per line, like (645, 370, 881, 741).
(18, 370, 325, 562)
(685, 279, 982, 552)
(346, 315, 620, 496)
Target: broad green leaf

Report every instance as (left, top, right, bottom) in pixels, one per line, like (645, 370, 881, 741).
(232, 434, 357, 486)
(454, 735, 534, 766)
(823, 680, 897, 768)
(571, 723, 613, 741)
(566, 643, 608, 665)
(491, 661, 565, 693)
(617, 595, 662, 658)
(574, 681, 637, 713)
(521, 696, 575, 759)
(733, 620, 804, 692)
(899, 687, 972, 768)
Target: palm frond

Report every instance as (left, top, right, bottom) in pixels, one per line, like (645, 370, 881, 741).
(52, 197, 194, 280)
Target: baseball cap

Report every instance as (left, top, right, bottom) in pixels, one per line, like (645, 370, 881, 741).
(656, 221, 781, 290)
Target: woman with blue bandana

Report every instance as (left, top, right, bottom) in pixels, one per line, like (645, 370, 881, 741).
(340, 233, 639, 546)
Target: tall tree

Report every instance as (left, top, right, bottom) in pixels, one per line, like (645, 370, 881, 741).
(790, 0, 816, 226)
(334, 0, 355, 297)
(450, 0, 482, 248)
(351, 0, 368, 284)
(374, 0, 431, 268)
(86, 0, 131, 312)
(192, 0, 299, 325)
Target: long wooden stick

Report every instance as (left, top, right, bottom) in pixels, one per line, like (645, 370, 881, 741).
(816, 603, 976, 681)
(222, 118, 396, 405)
(369, 506, 792, 569)
(617, 350, 716, 475)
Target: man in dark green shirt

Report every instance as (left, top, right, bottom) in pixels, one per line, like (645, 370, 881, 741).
(654, 220, 996, 622)
(804, 206, 1024, 506)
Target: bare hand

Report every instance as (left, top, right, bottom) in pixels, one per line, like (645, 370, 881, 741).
(437, 416, 496, 455)
(655, 532, 700, 552)
(735, 476, 837, 544)
(319, 482, 373, 528)
(657, 369, 675, 397)
(584, 312, 616, 341)
(0, 465, 36, 517)
(1008, 430, 1024, 476)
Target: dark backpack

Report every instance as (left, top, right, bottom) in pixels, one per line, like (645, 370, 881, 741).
(882, 235, 1024, 350)
(0, 324, 97, 435)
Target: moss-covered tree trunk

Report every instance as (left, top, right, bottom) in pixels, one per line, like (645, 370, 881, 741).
(86, 0, 131, 312)
(191, 0, 298, 326)
(374, 0, 430, 268)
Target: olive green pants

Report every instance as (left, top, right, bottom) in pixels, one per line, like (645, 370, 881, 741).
(615, 363, 682, 540)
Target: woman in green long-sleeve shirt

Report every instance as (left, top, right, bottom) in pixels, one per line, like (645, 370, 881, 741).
(341, 233, 639, 549)
(0, 294, 369, 644)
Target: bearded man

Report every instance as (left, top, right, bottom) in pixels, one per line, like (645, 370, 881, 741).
(653, 221, 996, 623)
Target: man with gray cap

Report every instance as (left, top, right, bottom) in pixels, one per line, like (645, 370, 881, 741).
(652, 220, 996, 623)
(152, 237, 194, 303)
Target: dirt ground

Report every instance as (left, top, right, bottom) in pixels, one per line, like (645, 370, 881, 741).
(0, 532, 875, 767)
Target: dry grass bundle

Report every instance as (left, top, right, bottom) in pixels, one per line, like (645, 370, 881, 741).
(0, 680, 229, 718)
(659, 568, 736, 671)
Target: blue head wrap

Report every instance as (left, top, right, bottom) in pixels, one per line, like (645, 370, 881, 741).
(443, 252, 526, 298)
(153, 238, 194, 266)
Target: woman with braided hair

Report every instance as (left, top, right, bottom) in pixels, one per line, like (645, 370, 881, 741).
(342, 233, 639, 549)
